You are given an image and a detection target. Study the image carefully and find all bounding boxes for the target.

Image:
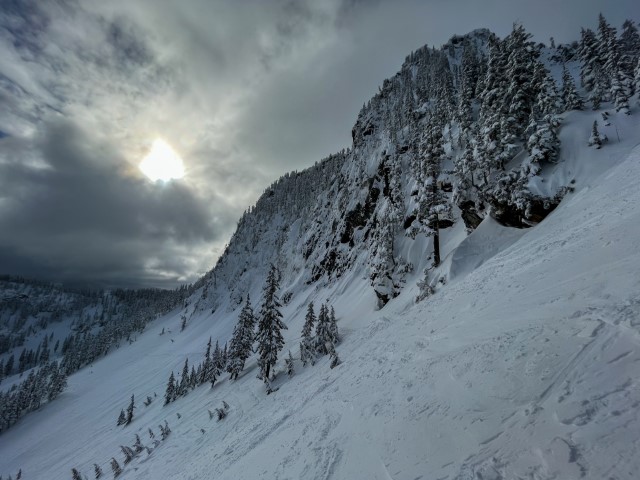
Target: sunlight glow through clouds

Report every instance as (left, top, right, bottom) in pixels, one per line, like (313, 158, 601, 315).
(139, 138, 185, 182)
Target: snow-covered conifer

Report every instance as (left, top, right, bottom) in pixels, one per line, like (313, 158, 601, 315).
(256, 265, 287, 383)
(221, 343, 228, 372)
(579, 27, 604, 108)
(370, 204, 398, 303)
(110, 458, 122, 478)
(417, 121, 449, 266)
(285, 351, 295, 378)
(189, 365, 197, 389)
(300, 302, 316, 367)
(611, 70, 631, 114)
(199, 338, 212, 385)
(457, 42, 478, 137)
(209, 341, 222, 387)
(159, 421, 171, 440)
(525, 114, 560, 175)
(596, 14, 615, 95)
(620, 20, 640, 91)
(164, 371, 175, 405)
(125, 394, 134, 425)
(561, 65, 584, 111)
(504, 24, 539, 137)
(120, 445, 134, 464)
(328, 343, 341, 369)
(535, 67, 560, 117)
(588, 120, 604, 148)
(116, 409, 126, 426)
(328, 306, 339, 345)
(93, 463, 102, 479)
(178, 358, 190, 395)
(453, 130, 477, 203)
(228, 295, 256, 380)
(315, 304, 332, 356)
(133, 434, 144, 454)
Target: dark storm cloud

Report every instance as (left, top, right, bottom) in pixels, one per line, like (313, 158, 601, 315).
(0, 119, 230, 287)
(0, 0, 636, 287)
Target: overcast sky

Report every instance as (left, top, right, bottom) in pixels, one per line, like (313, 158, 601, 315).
(0, 0, 636, 288)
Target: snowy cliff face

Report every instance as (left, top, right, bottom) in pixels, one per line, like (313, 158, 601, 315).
(194, 27, 571, 308)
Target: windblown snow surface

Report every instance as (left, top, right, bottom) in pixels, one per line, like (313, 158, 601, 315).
(2, 111, 640, 479)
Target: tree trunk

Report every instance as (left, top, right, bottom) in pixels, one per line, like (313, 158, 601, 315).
(433, 213, 441, 267)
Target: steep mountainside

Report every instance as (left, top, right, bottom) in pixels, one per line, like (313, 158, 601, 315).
(194, 27, 576, 312)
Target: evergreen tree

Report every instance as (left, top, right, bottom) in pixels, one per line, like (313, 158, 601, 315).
(579, 27, 604, 108)
(611, 68, 631, 114)
(94, 464, 102, 479)
(199, 338, 212, 385)
(48, 362, 68, 401)
(159, 420, 171, 440)
(228, 296, 256, 380)
(285, 350, 295, 377)
(256, 265, 287, 383)
(72, 468, 83, 480)
(125, 394, 135, 425)
(596, 13, 615, 96)
(561, 65, 584, 110)
(457, 42, 479, 138)
(600, 20, 632, 114)
(588, 120, 604, 148)
(535, 64, 560, 116)
(133, 434, 144, 454)
(164, 371, 175, 405)
(120, 446, 134, 465)
(178, 358, 189, 396)
(620, 19, 640, 92)
(417, 121, 449, 267)
(117, 409, 126, 426)
(504, 24, 539, 138)
(209, 341, 222, 387)
(221, 343, 228, 372)
(4, 354, 14, 376)
(189, 365, 197, 389)
(328, 343, 341, 369)
(370, 204, 398, 302)
(475, 34, 507, 183)
(300, 302, 316, 367)
(40, 336, 50, 364)
(525, 113, 560, 175)
(315, 304, 333, 356)
(328, 306, 339, 345)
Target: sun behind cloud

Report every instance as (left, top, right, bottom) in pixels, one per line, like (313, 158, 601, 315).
(139, 139, 185, 182)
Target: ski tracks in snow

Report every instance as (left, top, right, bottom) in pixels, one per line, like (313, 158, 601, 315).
(451, 302, 640, 480)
